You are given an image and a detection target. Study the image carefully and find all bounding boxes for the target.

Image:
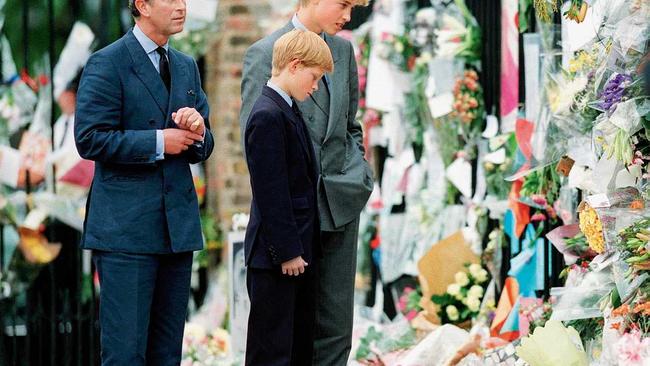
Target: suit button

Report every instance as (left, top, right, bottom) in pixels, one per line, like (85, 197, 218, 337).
(165, 186, 171, 194)
(149, 119, 156, 126)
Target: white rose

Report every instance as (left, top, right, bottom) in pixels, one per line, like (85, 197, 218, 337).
(455, 271, 470, 287)
(394, 41, 405, 53)
(476, 269, 489, 284)
(469, 285, 484, 299)
(469, 263, 482, 278)
(466, 296, 481, 312)
(446, 305, 459, 321)
(447, 283, 462, 297)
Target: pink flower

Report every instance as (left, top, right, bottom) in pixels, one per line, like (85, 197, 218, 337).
(380, 32, 393, 42)
(405, 310, 418, 321)
(359, 98, 366, 109)
(616, 331, 650, 365)
(359, 75, 367, 89)
(531, 212, 547, 222)
(531, 194, 548, 207)
(358, 66, 367, 77)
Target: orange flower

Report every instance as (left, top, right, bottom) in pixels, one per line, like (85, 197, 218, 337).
(630, 200, 645, 209)
(632, 301, 650, 316)
(612, 304, 630, 317)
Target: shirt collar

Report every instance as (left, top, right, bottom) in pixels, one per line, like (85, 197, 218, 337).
(133, 24, 169, 54)
(291, 14, 325, 39)
(266, 80, 293, 107)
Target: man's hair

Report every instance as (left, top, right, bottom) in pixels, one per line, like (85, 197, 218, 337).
(129, 0, 149, 17)
(298, 0, 370, 7)
(271, 29, 334, 76)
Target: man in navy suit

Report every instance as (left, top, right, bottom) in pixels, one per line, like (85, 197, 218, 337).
(74, 0, 213, 364)
(243, 29, 333, 365)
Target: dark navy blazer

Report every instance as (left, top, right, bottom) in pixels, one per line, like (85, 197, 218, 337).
(75, 29, 214, 254)
(244, 86, 319, 269)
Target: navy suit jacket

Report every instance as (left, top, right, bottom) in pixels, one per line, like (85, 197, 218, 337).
(244, 86, 319, 269)
(75, 29, 214, 254)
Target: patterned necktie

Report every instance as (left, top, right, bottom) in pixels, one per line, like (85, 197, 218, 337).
(155, 47, 170, 91)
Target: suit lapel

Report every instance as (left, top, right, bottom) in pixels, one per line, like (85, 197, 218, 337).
(124, 30, 169, 116)
(324, 34, 343, 143)
(166, 49, 189, 128)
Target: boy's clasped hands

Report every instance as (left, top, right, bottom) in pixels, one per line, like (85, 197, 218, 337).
(282, 256, 308, 276)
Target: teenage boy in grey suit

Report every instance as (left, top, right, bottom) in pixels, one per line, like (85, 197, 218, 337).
(240, 1, 372, 364)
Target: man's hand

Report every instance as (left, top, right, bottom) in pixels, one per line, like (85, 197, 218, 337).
(172, 107, 205, 136)
(163, 129, 203, 155)
(281, 256, 308, 276)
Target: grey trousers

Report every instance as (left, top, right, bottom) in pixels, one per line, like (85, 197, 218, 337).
(313, 218, 360, 366)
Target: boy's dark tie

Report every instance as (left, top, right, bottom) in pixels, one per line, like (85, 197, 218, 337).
(291, 101, 302, 118)
(156, 47, 171, 91)
(291, 100, 313, 165)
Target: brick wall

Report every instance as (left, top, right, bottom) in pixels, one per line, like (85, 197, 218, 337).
(204, 0, 271, 233)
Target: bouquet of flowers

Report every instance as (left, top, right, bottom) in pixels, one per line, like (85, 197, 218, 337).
(609, 293, 650, 337)
(578, 203, 606, 254)
(519, 166, 561, 223)
(484, 133, 517, 200)
(533, 0, 588, 23)
(451, 69, 485, 140)
(431, 263, 489, 325)
(376, 32, 418, 72)
(404, 63, 433, 160)
(354, 323, 417, 362)
(616, 217, 650, 275)
(397, 286, 423, 322)
(434, 0, 481, 65)
(181, 323, 231, 366)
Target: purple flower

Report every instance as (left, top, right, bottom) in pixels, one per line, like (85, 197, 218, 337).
(598, 73, 632, 112)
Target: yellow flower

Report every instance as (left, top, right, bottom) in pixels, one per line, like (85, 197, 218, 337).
(579, 204, 605, 253)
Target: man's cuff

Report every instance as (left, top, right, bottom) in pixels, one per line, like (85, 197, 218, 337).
(155, 130, 165, 160)
(192, 127, 206, 147)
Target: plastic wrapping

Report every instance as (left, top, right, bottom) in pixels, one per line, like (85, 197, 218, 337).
(611, 254, 649, 303)
(595, 207, 650, 252)
(550, 268, 614, 322)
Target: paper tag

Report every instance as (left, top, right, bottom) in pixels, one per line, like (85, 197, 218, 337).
(0, 146, 21, 188)
(445, 157, 472, 198)
(484, 148, 506, 165)
(482, 115, 499, 138)
(556, 156, 575, 177)
(428, 92, 453, 118)
(23, 207, 49, 231)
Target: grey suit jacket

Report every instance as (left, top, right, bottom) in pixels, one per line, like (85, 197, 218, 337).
(240, 22, 373, 231)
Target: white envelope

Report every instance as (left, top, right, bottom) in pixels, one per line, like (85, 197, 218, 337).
(445, 158, 473, 198)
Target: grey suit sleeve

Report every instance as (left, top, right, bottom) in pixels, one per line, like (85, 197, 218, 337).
(240, 44, 272, 145)
(346, 42, 364, 154)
